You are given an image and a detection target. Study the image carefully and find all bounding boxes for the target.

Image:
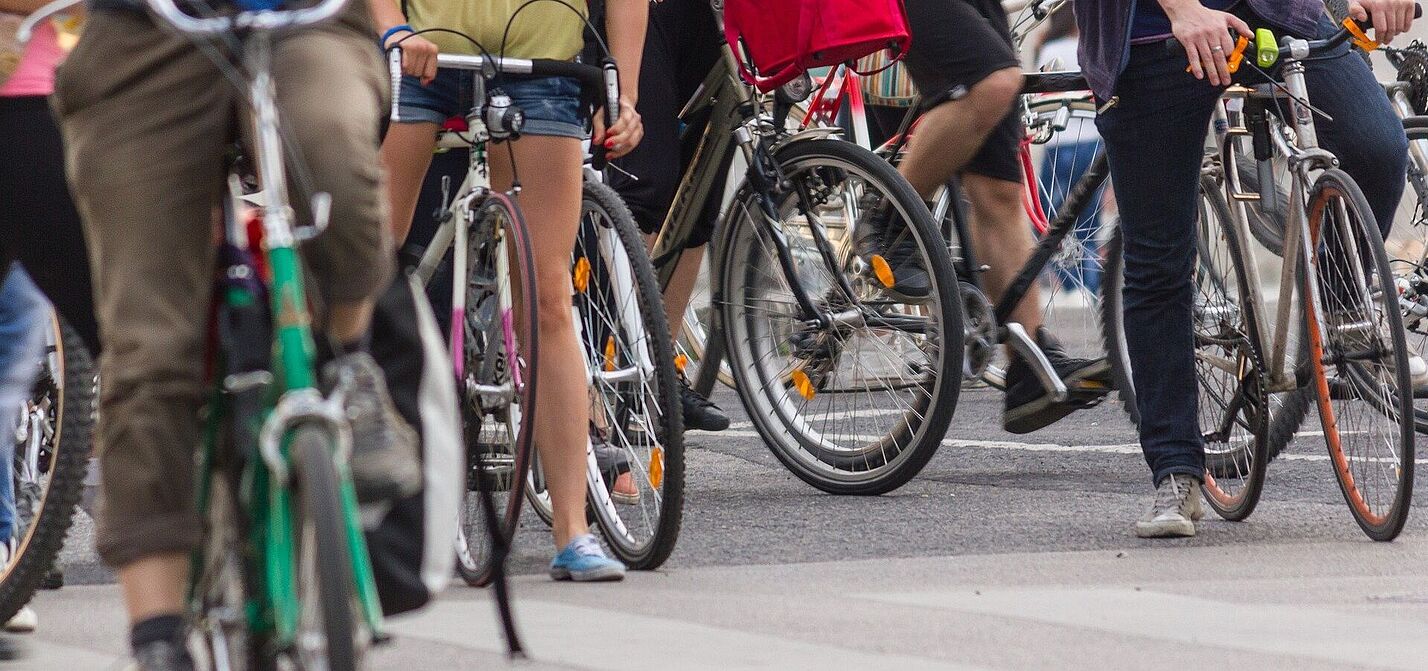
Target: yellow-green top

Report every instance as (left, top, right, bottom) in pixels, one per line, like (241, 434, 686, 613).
(405, 0, 588, 60)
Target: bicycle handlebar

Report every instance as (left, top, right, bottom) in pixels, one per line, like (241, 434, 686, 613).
(387, 49, 621, 166)
(1166, 4, 1422, 63)
(142, 0, 351, 36)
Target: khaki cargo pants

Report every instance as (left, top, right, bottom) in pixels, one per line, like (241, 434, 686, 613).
(52, 4, 394, 568)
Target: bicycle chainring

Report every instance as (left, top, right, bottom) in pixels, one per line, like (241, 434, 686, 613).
(959, 281, 997, 380)
(1397, 41, 1428, 115)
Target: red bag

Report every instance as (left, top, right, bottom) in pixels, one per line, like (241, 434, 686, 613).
(724, 0, 912, 92)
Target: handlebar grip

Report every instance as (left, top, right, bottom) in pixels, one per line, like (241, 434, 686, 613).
(388, 47, 404, 123)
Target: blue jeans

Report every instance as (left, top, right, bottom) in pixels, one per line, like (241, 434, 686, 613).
(1096, 12, 1407, 485)
(0, 267, 50, 541)
(1038, 139, 1105, 294)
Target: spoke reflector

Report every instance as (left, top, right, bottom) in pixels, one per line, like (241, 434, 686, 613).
(604, 336, 617, 372)
(791, 369, 815, 400)
(574, 257, 591, 293)
(649, 446, 664, 489)
(871, 254, 895, 289)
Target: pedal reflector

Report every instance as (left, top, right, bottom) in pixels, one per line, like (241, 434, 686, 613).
(574, 257, 591, 293)
(871, 254, 895, 289)
(674, 353, 688, 373)
(604, 336, 617, 372)
(649, 446, 665, 489)
(791, 369, 816, 400)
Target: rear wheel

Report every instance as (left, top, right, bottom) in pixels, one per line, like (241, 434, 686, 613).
(718, 138, 962, 494)
(0, 312, 92, 624)
(453, 194, 540, 586)
(1386, 124, 1428, 434)
(1190, 179, 1270, 520)
(1303, 170, 1415, 541)
(574, 179, 685, 569)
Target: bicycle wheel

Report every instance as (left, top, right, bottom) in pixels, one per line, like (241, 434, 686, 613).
(678, 251, 738, 394)
(289, 425, 358, 671)
(454, 194, 540, 586)
(1304, 169, 1415, 541)
(573, 179, 685, 568)
(190, 454, 249, 671)
(1387, 124, 1428, 433)
(718, 137, 962, 494)
(1190, 178, 1270, 520)
(0, 312, 92, 624)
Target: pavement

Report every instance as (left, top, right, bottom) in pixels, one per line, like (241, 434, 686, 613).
(14, 382, 1428, 670)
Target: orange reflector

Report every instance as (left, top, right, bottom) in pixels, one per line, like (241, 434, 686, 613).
(870, 254, 895, 289)
(674, 353, 688, 373)
(649, 446, 665, 489)
(791, 369, 815, 400)
(573, 257, 591, 293)
(604, 335, 617, 372)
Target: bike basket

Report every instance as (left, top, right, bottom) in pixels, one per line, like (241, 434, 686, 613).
(724, 0, 911, 92)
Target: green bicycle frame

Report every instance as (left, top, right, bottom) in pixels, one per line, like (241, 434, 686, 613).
(192, 32, 383, 657)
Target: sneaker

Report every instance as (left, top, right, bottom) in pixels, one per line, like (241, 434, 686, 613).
(1410, 355, 1428, 392)
(38, 567, 62, 590)
(591, 434, 639, 504)
(127, 639, 195, 671)
(680, 375, 730, 432)
(549, 534, 626, 582)
(3, 607, 35, 634)
(853, 195, 931, 299)
(325, 352, 423, 504)
(1002, 327, 1111, 434)
(1135, 473, 1205, 538)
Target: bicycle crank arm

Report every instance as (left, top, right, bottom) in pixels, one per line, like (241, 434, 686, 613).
(1005, 322, 1068, 403)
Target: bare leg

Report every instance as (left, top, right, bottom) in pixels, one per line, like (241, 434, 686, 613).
(962, 173, 1042, 332)
(490, 137, 592, 548)
(661, 245, 705, 338)
(380, 122, 440, 244)
(118, 555, 188, 621)
(896, 68, 1023, 198)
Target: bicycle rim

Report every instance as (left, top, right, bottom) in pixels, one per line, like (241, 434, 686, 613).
(1304, 170, 1415, 541)
(719, 138, 961, 494)
(575, 180, 685, 568)
(1193, 179, 1270, 520)
(456, 194, 540, 586)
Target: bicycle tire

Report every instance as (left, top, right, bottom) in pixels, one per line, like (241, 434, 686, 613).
(1388, 125, 1428, 434)
(1304, 169, 1415, 541)
(454, 193, 540, 587)
(575, 179, 686, 569)
(0, 313, 92, 625)
(1190, 178, 1271, 520)
(718, 137, 963, 494)
(290, 425, 357, 671)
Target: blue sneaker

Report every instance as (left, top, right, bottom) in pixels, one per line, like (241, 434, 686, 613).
(549, 534, 626, 582)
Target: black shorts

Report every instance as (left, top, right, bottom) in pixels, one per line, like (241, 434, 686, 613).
(902, 0, 1023, 183)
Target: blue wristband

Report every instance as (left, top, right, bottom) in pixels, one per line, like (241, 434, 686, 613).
(381, 24, 413, 49)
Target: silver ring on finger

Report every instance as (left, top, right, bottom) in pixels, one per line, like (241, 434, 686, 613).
(1212, 45, 1225, 52)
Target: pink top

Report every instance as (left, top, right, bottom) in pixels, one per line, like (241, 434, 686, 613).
(1, 21, 62, 97)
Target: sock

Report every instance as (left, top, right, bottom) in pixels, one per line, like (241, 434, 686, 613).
(340, 332, 369, 355)
(130, 614, 183, 650)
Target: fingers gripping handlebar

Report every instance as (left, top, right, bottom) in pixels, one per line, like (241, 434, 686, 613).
(386, 46, 620, 166)
(1166, 3, 1423, 64)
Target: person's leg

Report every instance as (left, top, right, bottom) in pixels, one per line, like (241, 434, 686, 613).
(896, 68, 1023, 198)
(1096, 43, 1223, 486)
(0, 268, 49, 545)
(53, 10, 230, 643)
(962, 173, 1043, 330)
(490, 135, 592, 549)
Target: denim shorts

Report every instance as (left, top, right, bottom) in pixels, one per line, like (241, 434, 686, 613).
(396, 68, 586, 139)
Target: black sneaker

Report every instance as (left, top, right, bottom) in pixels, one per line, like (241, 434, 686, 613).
(130, 639, 195, 671)
(853, 196, 931, 299)
(1003, 327, 1111, 434)
(680, 376, 730, 431)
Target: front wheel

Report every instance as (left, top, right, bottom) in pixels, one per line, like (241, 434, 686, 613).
(290, 426, 359, 670)
(1303, 169, 1415, 541)
(717, 138, 963, 494)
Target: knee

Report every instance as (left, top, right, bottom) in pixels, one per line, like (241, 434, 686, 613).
(968, 68, 1023, 119)
(534, 273, 575, 332)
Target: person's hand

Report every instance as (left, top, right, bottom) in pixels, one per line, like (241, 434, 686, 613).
(1349, 0, 1417, 44)
(386, 30, 439, 85)
(1164, 0, 1253, 86)
(593, 96, 643, 159)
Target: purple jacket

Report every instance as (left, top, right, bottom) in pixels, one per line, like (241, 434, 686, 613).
(1072, 0, 1325, 100)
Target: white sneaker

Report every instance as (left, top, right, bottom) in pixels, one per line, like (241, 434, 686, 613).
(1135, 473, 1204, 538)
(4, 607, 36, 633)
(1409, 355, 1428, 391)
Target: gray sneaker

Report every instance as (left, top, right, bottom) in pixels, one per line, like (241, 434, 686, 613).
(126, 639, 193, 671)
(326, 352, 422, 504)
(1135, 473, 1204, 538)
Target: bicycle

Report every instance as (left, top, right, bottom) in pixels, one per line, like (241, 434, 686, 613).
(97, 0, 394, 666)
(392, 46, 685, 575)
(1109, 21, 1418, 538)
(0, 310, 92, 626)
(644, 4, 964, 495)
